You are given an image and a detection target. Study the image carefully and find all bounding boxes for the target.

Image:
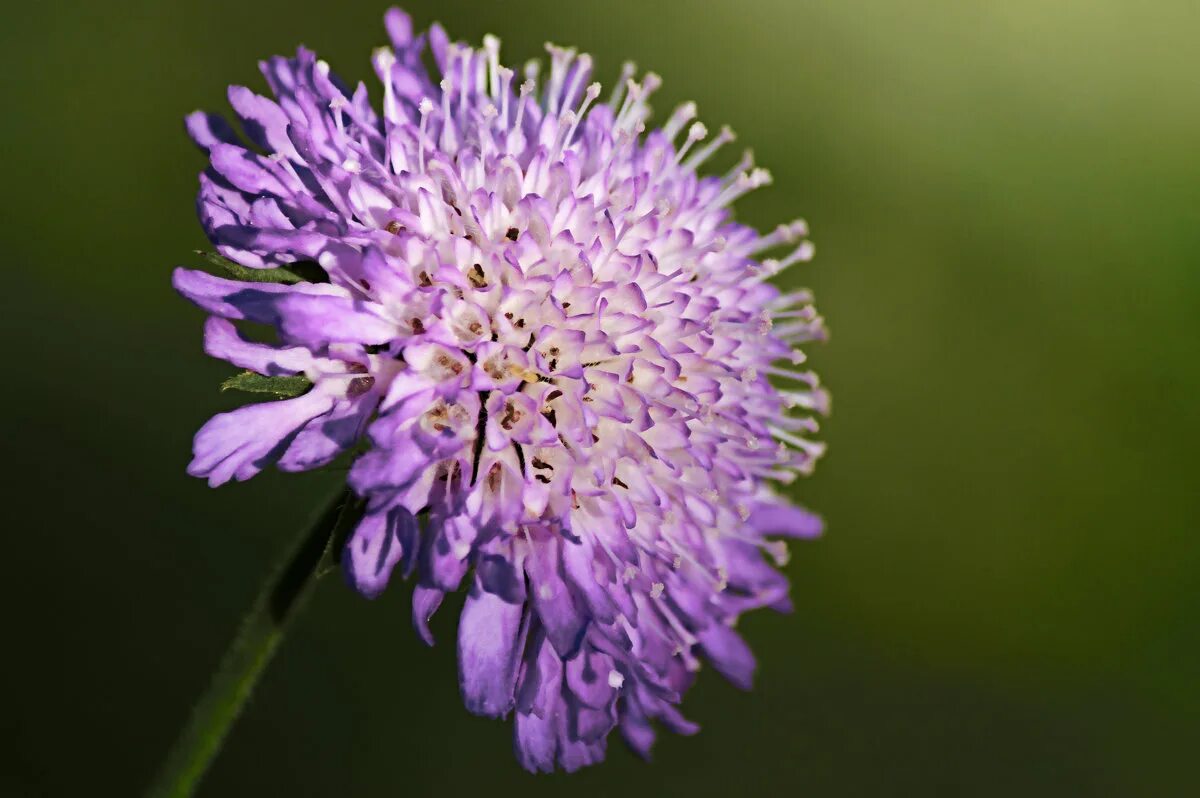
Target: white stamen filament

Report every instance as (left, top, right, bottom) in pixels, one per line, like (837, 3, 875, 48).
(609, 60, 636, 107)
(683, 125, 736, 172)
(561, 53, 591, 112)
(674, 122, 708, 164)
(483, 34, 501, 98)
(562, 82, 601, 151)
(438, 78, 453, 150)
(417, 97, 433, 173)
(664, 101, 698, 142)
(514, 79, 534, 133)
(459, 47, 472, 118)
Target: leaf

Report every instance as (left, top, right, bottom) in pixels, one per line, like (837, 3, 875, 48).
(196, 251, 328, 285)
(220, 371, 312, 398)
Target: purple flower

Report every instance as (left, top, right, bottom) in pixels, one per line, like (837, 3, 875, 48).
(175, 7, 828, 772)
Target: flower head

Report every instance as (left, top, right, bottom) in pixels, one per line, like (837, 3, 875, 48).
(174, 7, 828, 771)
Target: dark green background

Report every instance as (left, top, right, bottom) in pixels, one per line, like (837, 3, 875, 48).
(5, 1, 1197, 795)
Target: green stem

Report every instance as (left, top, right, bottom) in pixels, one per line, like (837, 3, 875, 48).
(146, 487, 361, 798)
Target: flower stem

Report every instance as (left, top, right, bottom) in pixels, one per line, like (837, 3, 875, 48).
(146, 487, 360, 798)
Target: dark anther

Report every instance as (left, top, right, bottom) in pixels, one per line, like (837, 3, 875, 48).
(435, 353, 465, 375)
(535, 474, 552, 484)
(411, 318, 425, 334)
(418, 271, 433, 287)
(542, 407, 557, 427)
(532, 457, 554, 471)
(469, 263, 487, 289)
(499, 400, 521, 430)
(385, 220, 405, 235)
(348, 376, 375, 398)
(505, 227, 520, 241)
(523, 333, 536, 351)
(613, 477, 629, 489)
(359, 279, 372, 290)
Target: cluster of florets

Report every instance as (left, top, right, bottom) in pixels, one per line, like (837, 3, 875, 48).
(174, 7, 827, 771)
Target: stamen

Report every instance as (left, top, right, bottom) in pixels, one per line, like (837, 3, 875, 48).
(409, 99, 433, 175)
(674, 122, 708, 164)
(746, 219, 809, 255)
(713, 167, 772, 209)
(609, 60, 637, 107)
(683, 124, 736, 172)
(459, 46, 472, 118)
(614, 78, 641, 130)
(544, 43, 576, 114)
(497, 66, 514, 127)
(763, 365, 818, 384)
(664, 101, 698, 142)
(552, 110, 577, 160)
(561, 53, 591, 111)
(768, 424, 817, 450)
(438, 78, 453, 149)
(373, 47, 398, 123)
(329, 95, 348, 137)
(483, 34, 501, 98)
(514, 79, 534, 133)
(523, 58, 541, 89)
(562, 82, 601, 150)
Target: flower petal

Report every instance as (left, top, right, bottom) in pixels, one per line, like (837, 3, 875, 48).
(697, 622, 756, 690)
(458, 574, 529, 718)
(202, 317, 314, 375)
(273, 293, 397, 346)
(187, 391, 335, 486)
(411, 585, 445, 646)
(344, 503, 418, 598)
(748, 501, 824, 539)
(185, 111, 242, 151)
(172, 267, 342, 324)
(278, 396, 376, 472)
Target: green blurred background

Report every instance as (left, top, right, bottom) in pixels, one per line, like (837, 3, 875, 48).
(5, 1, 1197, 795)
